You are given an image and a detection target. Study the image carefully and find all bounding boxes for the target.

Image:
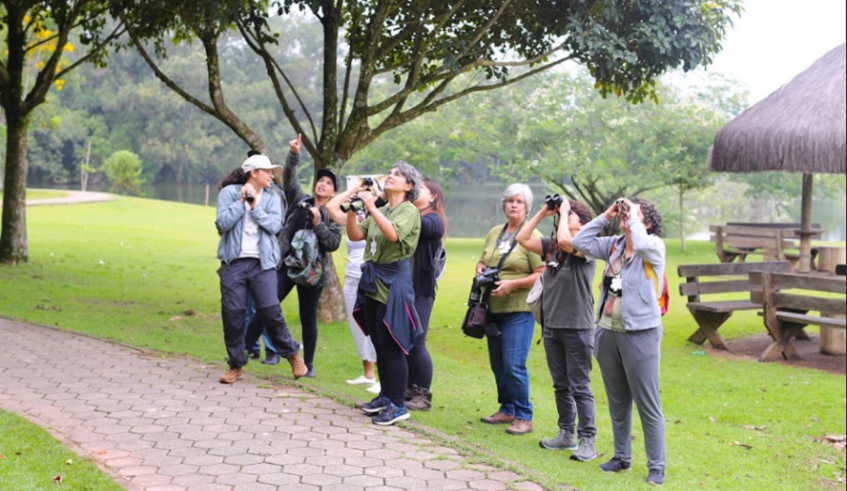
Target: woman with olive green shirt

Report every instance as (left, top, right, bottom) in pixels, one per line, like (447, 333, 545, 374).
(477, 183, 544, 436)
(347, 161, 422, 426)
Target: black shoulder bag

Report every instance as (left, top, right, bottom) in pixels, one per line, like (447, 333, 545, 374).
(461, 223, 522, 339)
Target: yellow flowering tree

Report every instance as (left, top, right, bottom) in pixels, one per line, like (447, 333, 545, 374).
(0, 1, 124, 264)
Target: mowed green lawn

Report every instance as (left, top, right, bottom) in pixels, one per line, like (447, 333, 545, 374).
(0, 196, 844, 490)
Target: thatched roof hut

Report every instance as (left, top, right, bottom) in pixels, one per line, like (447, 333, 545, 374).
(708, 43, 846, 174)
(707, 43, 846, 272)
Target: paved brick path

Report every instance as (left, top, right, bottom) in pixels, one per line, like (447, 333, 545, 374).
(0, 319, 546, 490)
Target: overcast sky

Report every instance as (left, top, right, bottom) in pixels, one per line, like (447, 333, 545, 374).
(702, 0, 846, 104)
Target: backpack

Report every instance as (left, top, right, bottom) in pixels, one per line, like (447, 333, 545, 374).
(284, 228, 324, 286)
(608, 242, 669, 316)
(434, 242, 447, 281)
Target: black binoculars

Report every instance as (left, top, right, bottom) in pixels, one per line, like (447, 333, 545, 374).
(615, 198, 629, 213)
(340, 197, 365, 214)
(544, 194, 563, 210)
(245, 193, 255, 204)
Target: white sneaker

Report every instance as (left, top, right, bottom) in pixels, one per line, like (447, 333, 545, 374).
(366, 382, 381, 394)
(346, 375, 377, 385)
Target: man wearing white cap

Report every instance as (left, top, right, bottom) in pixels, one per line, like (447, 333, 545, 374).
(215, 152, 308, 383)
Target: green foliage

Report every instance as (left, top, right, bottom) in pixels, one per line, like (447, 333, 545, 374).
(0, 409, 124, 490)
(104, 150, 145, 195)
(1, 197, 843, 490)
(112, 0, 740, 171)
(732, 172, 847, 213)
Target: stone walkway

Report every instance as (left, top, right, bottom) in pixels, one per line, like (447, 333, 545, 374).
(0, 319, 546, 491)
(25, 190, 116, 206)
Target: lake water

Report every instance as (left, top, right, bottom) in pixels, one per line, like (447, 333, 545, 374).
(37, 182, 847, 241)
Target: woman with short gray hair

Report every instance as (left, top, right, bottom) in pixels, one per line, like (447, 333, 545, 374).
(476, 183, 544, 436)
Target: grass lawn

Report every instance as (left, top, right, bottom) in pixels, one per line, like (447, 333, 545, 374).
(0, 409, 125, 490)
(0, 196, 844, 490)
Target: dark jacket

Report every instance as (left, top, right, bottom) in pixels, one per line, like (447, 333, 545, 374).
(412, 212, 445, 298)
(353, 259, 421, 354)
(275, 151, 342, 288)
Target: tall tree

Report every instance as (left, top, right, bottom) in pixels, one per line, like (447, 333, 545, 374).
(114, 0, 740, 318)
(488, 71, 741, 236)
(0, 1, 124, 263)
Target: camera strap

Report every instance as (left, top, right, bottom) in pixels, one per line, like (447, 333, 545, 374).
(487, 222, 524, 272)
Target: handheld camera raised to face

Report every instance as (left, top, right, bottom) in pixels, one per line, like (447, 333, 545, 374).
(341, 174, 387, 213)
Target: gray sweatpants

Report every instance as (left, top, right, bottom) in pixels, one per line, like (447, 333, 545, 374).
(543, 327, 596, 438)
(595, 326, 666, 472)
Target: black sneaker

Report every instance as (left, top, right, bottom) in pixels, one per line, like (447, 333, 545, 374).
(372, 403, 410, 426)
(647, 469, 664, 485)
(599, 458, 631, 472)
(360, 395, 391, 414)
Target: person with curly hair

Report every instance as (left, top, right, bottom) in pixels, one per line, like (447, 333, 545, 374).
(572, 197, 667, 486)
(516, 198, 598, 461)
(215, 153, 307, 383)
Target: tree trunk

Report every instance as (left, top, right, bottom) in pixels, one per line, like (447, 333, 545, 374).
(679, 188, 686, 252)
(317, 252, 347, 322)
(0, 116, 30, 264)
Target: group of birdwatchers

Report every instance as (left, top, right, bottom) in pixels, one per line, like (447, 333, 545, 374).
(214, 134, 668, 486)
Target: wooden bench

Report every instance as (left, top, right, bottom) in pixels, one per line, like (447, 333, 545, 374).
(678, 261, 792, 350)
(749, 271, 847, 361)
(711, 224, 820, 269)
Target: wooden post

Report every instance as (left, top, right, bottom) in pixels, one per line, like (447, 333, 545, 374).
(81, 139, 92, 192)
(204, 184, 210, 207)
(797, 173, 814, 273)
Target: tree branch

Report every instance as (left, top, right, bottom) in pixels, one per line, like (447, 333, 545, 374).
(122, 22, 217, 117)
(237, 18, 317, 146)
(54, 25, 126, 80)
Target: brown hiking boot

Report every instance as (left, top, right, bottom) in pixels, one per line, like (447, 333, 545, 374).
(506, 419, 533, 435)
(406, 385, 432, 411)
(287, 354, 307, 379)
(219, 367, 242, 384)
(480, 411, 515, 425)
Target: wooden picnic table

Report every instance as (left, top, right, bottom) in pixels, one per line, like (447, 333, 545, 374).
(749, 271, 847, 361)
(712, 223, 824, 269)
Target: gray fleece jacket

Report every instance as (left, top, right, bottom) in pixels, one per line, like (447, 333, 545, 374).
(572, 214, 665, 331)
(215, 185, 282, 271)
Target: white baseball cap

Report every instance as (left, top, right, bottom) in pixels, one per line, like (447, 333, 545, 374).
(241, 154, 281, 173)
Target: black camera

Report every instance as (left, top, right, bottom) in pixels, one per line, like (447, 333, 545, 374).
(340, 196, 365, 213)
(615, 198, 629, 213)
(544, 194, 563, 210)
(245, 192, 255, 204)
(468, 268, 500, 305)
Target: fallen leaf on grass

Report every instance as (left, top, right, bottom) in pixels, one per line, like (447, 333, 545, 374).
(54, 475, 62, 484)
(823, 435, 846, 451)
(65, 459, 73, 465)
(732, 442, 753, 449)
(169, 316, 182, 321)
(743, 425, 767, 431)
(709, 416, 716, 423)
(0, 454, 5, 459)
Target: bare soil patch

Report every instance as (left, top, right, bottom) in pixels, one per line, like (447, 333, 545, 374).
(706, 332, 846, 375)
